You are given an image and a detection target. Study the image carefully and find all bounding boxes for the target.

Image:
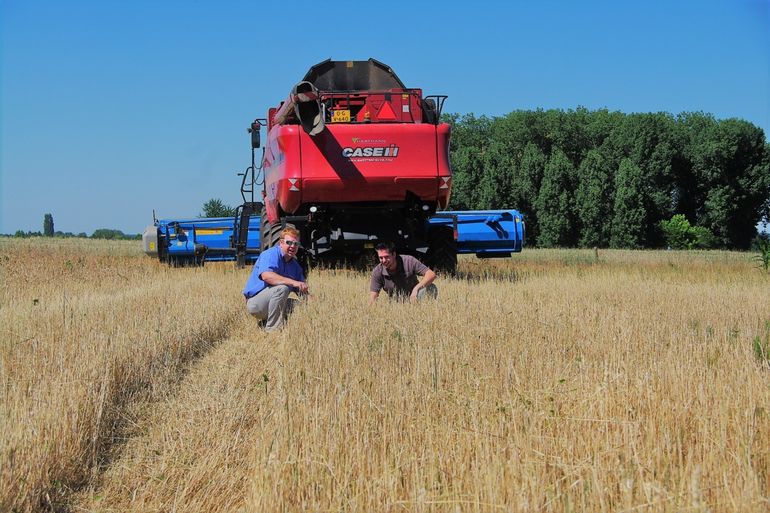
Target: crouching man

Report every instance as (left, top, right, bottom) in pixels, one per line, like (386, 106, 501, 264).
(243, 226, 309, 332)
(369, 242, 437, 303)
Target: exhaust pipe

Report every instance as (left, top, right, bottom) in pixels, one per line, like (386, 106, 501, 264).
(273, 81, 325, 136)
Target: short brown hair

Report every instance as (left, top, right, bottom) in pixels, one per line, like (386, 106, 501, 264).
(281, 225, 300, 240)
(375, 241, 396, 253)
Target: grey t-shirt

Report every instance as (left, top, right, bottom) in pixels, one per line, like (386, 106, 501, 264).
(370, 254, 429, 298)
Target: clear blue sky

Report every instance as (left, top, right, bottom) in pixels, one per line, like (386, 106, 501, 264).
(2, 0, 768, 235)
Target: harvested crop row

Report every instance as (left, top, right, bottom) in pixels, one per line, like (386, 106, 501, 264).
(0, 239, 246, 513)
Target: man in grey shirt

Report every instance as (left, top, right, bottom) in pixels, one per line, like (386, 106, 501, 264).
(369, 242, 438, 303)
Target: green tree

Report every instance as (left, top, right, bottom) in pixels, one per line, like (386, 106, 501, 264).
(43, 213, 54, 237)
(447, 114, 492, 210)
(575, 149, 613, 247)
(515, 142, 547, 246)
(200, 198, 236, 218)
(478, 140, 515, 209)
(444, 107, 769, 249)
(682, 116, 769, 248)
(542, 108, 591, 166)
(610, 159, 647, 248)
(535, 148, 577, 247)
(602, 113, 680, 246)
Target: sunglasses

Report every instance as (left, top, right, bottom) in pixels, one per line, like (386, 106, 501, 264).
(282, 239, 301, 247)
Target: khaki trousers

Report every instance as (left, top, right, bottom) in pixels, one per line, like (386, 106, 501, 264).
(246, 285, 293, 332)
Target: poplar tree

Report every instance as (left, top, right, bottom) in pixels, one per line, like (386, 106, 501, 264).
(516, 143, 547, 246)
(43, 213, 54, 237)
(610, 159, 647, 248)
(535, 148, 577, 247)
(576, 149, 613, 247)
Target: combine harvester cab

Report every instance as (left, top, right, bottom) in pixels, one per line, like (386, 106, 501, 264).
(143, 216, 261, 266)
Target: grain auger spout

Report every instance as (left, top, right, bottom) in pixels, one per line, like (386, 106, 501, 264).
(272, 81, 324, 136)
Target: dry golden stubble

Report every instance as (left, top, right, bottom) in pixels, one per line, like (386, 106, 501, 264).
(2, 240, 768, 512)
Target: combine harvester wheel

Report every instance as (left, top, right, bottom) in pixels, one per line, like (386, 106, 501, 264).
(427, 225, 458, 275)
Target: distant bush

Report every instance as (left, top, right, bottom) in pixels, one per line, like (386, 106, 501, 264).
(660, 214, 715, 249)
(14, 230, 43, 238)
(91, 229, 140, 240)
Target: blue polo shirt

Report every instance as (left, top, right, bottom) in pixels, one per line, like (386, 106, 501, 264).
(243, 245, 305, 298)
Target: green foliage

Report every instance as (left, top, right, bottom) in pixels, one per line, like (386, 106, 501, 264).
(91, 229, 121, 240)
(10, 229, 117, 239)
(447, 114, 493, 210)
(200, 198, 236, 218)
(753, 236, 770, 272)
(14, 230, 42, 238)
(535, 148, 577, 247)
(478, 141, 514, 209)
(575, 149, 613, 247)
(91, 229, 139, 240)
(8, 228, 134, 239)
(691, 225, 717, 249)
(445, 109, 770, 249)
(610, 159, 647, 248)
(659, 214, 716, 249)
(43, 213, 54, 237)
(516, 143, 547, 246)
(682, 116, 769, 248)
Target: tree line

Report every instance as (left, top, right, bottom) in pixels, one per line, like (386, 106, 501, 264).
(10, 202, 237, 240)
(8, 214, 141, 240)
(446, 108, 770, 249)
(11, 229, 141, 240)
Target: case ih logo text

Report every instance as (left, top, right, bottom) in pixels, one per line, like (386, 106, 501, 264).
(342, 144, 399, 159)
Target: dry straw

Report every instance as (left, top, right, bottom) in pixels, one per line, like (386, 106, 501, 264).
(1, 239, 768, 512)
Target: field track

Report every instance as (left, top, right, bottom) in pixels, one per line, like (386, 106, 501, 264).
(1, 238, 769, 512)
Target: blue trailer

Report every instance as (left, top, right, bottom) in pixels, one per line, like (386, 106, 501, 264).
(143, 210, 524, 268)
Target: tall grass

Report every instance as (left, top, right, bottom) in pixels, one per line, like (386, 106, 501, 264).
(1, 239, 768, 512)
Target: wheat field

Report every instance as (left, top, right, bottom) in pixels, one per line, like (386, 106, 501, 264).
(1, 237, 768, 512)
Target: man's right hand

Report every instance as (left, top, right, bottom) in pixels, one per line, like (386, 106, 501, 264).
(294, 280, 309, 294)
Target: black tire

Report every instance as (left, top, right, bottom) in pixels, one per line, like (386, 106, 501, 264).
(260, 208, 283, 252)
(427, 225, 457, 275)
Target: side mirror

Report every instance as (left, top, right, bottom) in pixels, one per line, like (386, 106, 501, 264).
(249, 122, 261, 149)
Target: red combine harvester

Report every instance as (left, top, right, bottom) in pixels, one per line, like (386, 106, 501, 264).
(237, 58, 458, 270)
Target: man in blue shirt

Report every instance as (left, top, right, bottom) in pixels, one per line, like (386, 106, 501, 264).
(243, 225, 308, 332)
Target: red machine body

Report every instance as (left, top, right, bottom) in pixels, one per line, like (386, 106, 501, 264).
(262, 121, 452, 221)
